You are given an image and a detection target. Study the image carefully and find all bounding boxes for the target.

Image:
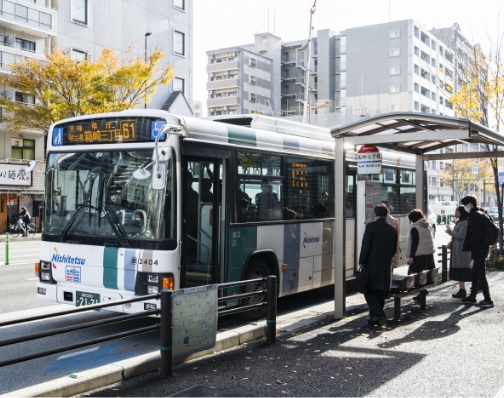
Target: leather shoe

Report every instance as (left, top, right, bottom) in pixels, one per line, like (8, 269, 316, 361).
(367, 315, 386, 324)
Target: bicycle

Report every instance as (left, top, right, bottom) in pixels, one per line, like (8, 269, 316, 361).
(9, 218, 37, 237)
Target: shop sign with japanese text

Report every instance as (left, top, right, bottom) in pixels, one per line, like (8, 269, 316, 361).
(0, 164, 32, 186)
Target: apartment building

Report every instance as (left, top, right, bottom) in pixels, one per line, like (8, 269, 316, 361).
(0, 0, 193, 232)
(207, 32, 281, 117)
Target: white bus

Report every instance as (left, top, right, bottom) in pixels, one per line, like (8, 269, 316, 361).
(35, 111, 420, 319)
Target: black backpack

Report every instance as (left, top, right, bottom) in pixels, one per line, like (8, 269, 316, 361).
(478, 210, 500, 245)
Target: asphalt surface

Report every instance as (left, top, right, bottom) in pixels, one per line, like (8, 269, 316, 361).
(73, 271, 504, 398)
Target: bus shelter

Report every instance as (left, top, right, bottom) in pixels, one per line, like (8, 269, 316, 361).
(330, 112, 504, 319)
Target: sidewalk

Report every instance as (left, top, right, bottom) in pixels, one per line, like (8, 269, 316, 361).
(6, 271, 504, 397)
(0, 233, 41, 242)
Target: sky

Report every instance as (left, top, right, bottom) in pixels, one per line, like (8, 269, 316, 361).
(192, 0, 503, 114)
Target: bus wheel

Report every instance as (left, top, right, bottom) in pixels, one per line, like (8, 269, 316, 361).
(238, 257, 271, 321)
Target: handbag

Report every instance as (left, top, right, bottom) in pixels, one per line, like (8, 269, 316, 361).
(446, 240, 452, 250)
(356, 266, 369, 294)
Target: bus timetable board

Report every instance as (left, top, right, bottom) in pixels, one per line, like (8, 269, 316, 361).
(172, 284, 218, 357)
(51, 117, 167, 146)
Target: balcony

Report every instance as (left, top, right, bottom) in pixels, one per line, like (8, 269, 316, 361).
(281, 74, 295, 81)
(296, 59, 305, 69)
(310, 83, 317, 91)
(0, 43, 46, 74)
(0, 0, 57, 37)
(295, 92, 305, 101)
(207, 96, 240, 108)
(295, 76, 305, 86)
(206, 78, 240, 91)
(281, 56, 295, 65)
(207, 60, 240, 73)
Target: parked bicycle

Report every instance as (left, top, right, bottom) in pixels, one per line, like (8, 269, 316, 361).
(9, 217, 37, 237)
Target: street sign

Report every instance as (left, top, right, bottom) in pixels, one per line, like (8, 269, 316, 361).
(472, 166, 478, 174)
(357, 145, 381, 175)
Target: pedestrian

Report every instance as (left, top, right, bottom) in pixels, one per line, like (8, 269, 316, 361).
(19, 207, 31, 237)
(445, 206, 471, 298)
(406, 209, 435, 274)
(381, 203, 399, 269)
(358, 205, 398, 325)
(460, 195, 494, 308)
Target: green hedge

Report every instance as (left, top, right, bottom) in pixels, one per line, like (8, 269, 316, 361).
(486, 256, 504, 270)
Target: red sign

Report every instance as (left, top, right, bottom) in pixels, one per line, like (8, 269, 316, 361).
(357, 144, 380, 154)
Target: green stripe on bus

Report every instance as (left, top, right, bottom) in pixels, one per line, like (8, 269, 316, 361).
(103, 247, 119, 289)
(267, 319, 276, 323)
(227, 125, 257, 147)
(160, 346, 172, 351)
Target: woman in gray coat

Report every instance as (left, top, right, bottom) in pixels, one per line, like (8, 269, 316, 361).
(445, 206, 472, 298)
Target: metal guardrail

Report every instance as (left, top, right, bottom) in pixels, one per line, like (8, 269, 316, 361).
(160, 275, 277, 377)
(0, 275, 277, 379)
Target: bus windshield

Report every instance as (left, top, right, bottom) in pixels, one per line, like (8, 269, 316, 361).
(43, 149, 175, 242)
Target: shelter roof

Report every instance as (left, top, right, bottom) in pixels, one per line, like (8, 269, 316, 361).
(330, 112, 504, 155)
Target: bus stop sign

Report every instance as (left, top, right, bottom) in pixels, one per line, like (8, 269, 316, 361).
(357, 145, 381, 175)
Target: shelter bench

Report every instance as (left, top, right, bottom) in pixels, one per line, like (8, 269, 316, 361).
(386, 268, 440, 320)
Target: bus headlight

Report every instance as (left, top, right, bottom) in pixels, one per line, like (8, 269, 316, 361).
(147, 285, 159, 294)
(147, 274, 159, 283)
(41, 272, 51, 281)
(37, 287, 46, 295)
(41, 261, 51, 270)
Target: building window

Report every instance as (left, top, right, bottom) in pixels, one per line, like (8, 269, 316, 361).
(389, 29, 400, 39)
(11, 138, 35, 160)
(414, 26, 419, 38)
(414, 83, 419, 93)
(173, 77, 185, 95)
(414, 64, 419, 75)
(431, 92, 436, 101)
(173, 31, 185, 56)
(250, 58, 257, 67)
(15, 38, 36, 52)
(389, 48, 400, 57)
(71, 0, 87, 25)
(414, 46, 419, 56)
(389, 66, 400, 75)
(174, 0, 185, 10)
(439, 96, 444, 105)
(431, 40, 436, 50)
(414, 101, 419, 111)
(15, 92, 35, 104)
(15, 4, 28, 22)
(71, 49, 87, 61)
(250, 93, 256, 102)
(250, 76, 256, 85)
(431, 58, 436, 67)
(389, 85, 400, 93)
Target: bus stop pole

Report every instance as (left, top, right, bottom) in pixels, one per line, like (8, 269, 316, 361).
(266, 275, 277, 344)
(160, 289, 173, 377)
(5, 232, 9, 265)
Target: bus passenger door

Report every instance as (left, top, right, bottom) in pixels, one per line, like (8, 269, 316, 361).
(181, 157, 223, 288)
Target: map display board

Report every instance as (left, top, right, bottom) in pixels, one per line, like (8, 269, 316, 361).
(172, 284, 218, 357)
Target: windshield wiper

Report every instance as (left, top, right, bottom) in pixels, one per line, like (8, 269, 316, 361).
(102, 202, 130, 247)
(58, 201, 97, 242)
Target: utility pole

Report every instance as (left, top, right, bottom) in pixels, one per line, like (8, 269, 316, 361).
(302, 0, 316, 124)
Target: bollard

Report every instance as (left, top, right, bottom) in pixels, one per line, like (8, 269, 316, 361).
(160, 289, 173, 378)
(5, 232, 9, 265)
(266, 275, 276, 344)
(441, 245, 447, 283)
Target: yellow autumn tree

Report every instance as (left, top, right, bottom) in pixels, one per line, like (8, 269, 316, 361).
(440, 158, 493, 201)
(448, 30, 504, 253)
(0, 46, 174, 133)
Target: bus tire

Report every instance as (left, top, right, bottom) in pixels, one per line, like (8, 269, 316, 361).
(238, 257, 271, 321)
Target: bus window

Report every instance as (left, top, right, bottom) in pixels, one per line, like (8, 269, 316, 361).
(237, 152, 282, 176)
(345, 174, 355, 218)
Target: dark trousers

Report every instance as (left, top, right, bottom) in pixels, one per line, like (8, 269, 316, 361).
(470, 248, 491, 302)
(364, 289, 386, 318)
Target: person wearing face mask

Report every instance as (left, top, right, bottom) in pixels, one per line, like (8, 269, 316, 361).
(445, 206, 471, 298)
(460, 195, 494, 308)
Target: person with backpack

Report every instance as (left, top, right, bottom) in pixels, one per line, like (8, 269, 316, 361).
(460, 195, 494, 308)
(18, 207, 31, 237)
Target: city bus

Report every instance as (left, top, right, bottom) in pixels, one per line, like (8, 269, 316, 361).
(35, 110, 419, 319)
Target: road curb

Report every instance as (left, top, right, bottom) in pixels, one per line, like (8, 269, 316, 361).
(0, 234, 41, 243)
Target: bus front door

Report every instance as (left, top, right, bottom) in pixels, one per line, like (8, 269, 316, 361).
(181, 158, 222, 288)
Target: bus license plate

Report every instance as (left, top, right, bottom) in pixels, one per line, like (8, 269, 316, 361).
(76, 291, 100, 307)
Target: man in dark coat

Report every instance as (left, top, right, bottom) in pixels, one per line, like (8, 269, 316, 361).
(358, 205, 398, 324)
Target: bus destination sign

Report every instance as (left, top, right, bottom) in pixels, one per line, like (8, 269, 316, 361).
(52, 117, 166, 146)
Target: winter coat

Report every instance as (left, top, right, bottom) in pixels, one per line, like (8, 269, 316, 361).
(406, 218, 435, 257)
(447, 219, 471, 269)
(463, 207, 489, 252)
(358, 217, 398, 291)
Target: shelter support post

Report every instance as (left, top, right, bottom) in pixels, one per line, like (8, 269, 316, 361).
(334, 137, 346, 320)
(415, 154, 426, 213)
